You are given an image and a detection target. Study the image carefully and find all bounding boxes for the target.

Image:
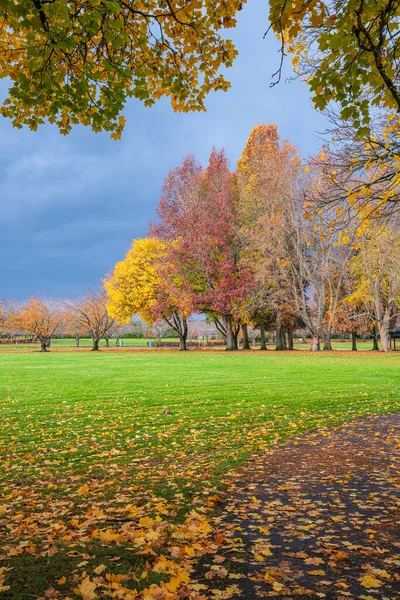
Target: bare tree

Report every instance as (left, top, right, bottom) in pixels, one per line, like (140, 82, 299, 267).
(69, 289, 115, 351)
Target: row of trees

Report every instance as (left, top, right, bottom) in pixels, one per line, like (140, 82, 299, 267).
(0, 294, 194, 352)
(0, 292, 115, 352)
(106, 124, 400, 352)
(3, 124, 398, 354)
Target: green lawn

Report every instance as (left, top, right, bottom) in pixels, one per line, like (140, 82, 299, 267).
(0, 336, 379, 352)
(0, 350, 399, 599)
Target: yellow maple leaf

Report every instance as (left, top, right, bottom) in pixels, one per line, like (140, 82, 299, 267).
(165, 573, 190, 593)
(309, 569, 325, 576)
(75, 576, 98, 600)
(359, 574, 383, 589)
(57, 576, 67, 585)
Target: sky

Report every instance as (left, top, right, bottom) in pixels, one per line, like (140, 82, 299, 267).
(0, 0, 329, 300)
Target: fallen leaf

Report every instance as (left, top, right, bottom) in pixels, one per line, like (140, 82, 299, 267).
(75, 576, 97, 600)
(358, 574, 383, 589)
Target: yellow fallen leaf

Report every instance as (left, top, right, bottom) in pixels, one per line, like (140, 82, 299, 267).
(359, 574, 383, 589)
(75, 576, 97, 600)
(272, 581, 285, 592)
(57, 576, 67, 585)
(309, 569, 326, 576)
(370, 568, 391, 579)
(165, 573, 190, 593)
(94, 564, 107, 575)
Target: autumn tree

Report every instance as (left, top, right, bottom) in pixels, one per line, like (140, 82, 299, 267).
(284, 181, 355, 351)
(269, 0, 400, 136)
(105, 238, 193, 350)
(152, 149, 252, 350)
(69, 290, 115, 351)
(19, 297, 66, 351)
(236, 124, 302, 350)
(64, 305, 89, 347)
(333, 294, 372, 351)
(350, 224, 400, 351)
(0, 300, 8, 337)
(0, 0, 242, 137)
(301, 113, 400, 231)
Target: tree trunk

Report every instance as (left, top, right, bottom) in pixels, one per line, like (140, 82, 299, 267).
(46, 338, 51, 348)
(92, 338, 100, 351)
(311, 333, 320, 352)
(178, 333, 188, 351)
(233, 325, 240, 350)
(75, 336, 80, 347)
(372, 326, 379, 351)
(241, 324, 251, 350)
(379, 312, 391, 352)
(351, 332, 357, 351)
(322, 322, 333, 351)
(224, 316, 238, 351)
(40, 339, 48, 352)
(105, 337, 109, 347)
(260, 322, 267, 350)
(288, 328, 294, 350)
(275, 316, 285, 350)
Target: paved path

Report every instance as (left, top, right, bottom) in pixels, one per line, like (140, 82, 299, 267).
(196, 414, 400, 599)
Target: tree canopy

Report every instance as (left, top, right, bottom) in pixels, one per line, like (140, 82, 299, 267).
(269, 0, 400, 135)
(2, 1, 399, 138)
(0, 0, 242, 137)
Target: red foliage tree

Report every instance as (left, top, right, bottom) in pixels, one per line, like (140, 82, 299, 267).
(151, 149, 253, 350)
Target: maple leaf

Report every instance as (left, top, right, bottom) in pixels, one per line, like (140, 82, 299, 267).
(304, 557, 325, 566)
(272, 581, 285, 592)
(358, 574, 383, 588)
(75, 576, 98, 600)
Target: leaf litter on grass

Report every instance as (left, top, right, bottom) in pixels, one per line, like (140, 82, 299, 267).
(1, 352, 400, 599)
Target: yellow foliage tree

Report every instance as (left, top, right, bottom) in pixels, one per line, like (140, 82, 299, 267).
(105, 238, 193, 350)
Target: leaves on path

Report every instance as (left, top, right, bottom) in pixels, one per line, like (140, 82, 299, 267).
(192, 414, 400, 599)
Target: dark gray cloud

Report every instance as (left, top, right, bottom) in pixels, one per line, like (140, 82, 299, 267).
(0, 0, 328, 299)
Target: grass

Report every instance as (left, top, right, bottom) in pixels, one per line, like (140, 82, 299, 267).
(0, 336, 379, 352)
(0, 349, 399, 598)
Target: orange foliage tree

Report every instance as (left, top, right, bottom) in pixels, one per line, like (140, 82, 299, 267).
(236, 124, 301, 349)
(19, 297, 67, 351)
